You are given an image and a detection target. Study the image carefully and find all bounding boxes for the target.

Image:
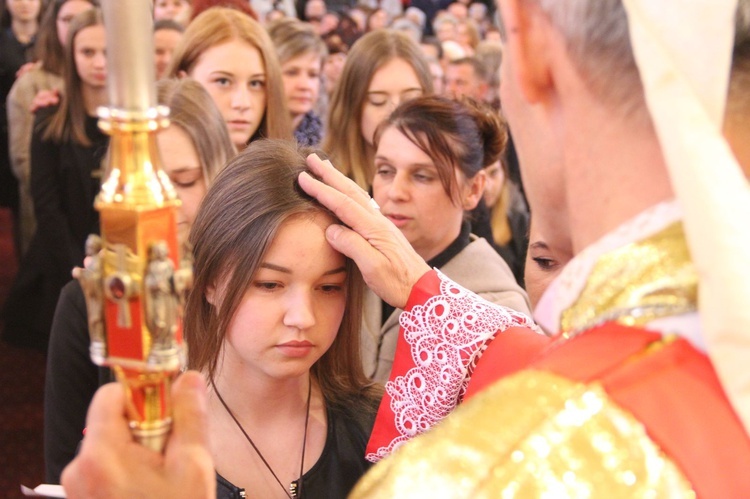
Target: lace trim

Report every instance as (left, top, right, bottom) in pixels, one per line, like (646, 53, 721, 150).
(366, 270, 538, 461)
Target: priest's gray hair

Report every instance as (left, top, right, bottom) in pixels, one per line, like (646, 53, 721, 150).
(500, 0, 750, 113)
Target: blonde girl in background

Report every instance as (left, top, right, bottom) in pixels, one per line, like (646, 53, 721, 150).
(167, 6, 291, 149)
(321, 30, 432, 190)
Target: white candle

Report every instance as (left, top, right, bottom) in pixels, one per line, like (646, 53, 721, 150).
(101, 0, 156, 111)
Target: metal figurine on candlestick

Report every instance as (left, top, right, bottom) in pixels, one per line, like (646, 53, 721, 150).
(73, 0, 191, 452)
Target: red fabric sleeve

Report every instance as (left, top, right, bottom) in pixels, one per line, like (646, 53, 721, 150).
(365, 270, 538, 461)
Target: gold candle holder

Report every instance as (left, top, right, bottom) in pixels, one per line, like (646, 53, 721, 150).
(74, 0, 190, 453)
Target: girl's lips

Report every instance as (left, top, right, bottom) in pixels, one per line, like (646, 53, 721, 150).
(278, 340, 313, 347)
(276, 340, 314, 358)
(227, 121, 251, 130)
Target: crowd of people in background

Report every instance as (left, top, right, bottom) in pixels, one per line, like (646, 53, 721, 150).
(1, 0, 525, 354)
(0, 0, 529, 494)
(4, 0, 747, 497)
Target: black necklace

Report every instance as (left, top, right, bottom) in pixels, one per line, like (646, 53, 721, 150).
(211, 377, 312, 498)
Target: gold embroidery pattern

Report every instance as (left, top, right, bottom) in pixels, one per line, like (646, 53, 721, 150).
(561, 222, 697, 336)
(351, 370, 694, 498)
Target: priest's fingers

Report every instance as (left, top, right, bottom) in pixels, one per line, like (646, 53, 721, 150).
(164, 371, 215, 499)
(298, 170, 381, 239)
(323, 224, 415, 308)
(305, 153, 374, 209)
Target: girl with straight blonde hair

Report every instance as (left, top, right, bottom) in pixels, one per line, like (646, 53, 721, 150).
(321, 30, 432, 190)
(167, 6, 292, 149)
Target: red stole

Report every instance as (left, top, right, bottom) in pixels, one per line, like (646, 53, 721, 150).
(466, 322, 750, 498)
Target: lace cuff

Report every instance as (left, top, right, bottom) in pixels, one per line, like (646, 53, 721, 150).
(365, 269, 537, 462)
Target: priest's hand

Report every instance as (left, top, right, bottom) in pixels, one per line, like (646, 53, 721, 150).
(299, 154, 431, 309)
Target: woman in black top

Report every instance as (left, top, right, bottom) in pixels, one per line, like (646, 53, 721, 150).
(2, 8, 107, 350)
(0, 0, 41, 225)
(185, 140, 381, 499)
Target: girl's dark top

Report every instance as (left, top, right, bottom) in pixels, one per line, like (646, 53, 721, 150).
(44, 280, 113, 483)
(0, 27, 34, 209)
(0, 27, 33, 101)
(216, 395, 378, 499)
(1, 105, 109, 350)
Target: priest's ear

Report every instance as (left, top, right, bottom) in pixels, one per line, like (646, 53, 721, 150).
(497, 0, 555, 105)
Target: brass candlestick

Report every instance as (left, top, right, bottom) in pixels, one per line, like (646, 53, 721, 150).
(74, 0, 190, 452)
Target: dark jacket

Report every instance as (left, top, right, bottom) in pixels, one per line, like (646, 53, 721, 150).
(1, 106, 108, 350)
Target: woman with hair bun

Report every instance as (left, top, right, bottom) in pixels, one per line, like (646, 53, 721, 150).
(364, 95, 531, 382)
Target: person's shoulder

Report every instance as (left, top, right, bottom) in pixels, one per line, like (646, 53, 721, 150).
(12, 67, 62, 97)
(59, 279, 86, 308)
(445, 236, 517, 284)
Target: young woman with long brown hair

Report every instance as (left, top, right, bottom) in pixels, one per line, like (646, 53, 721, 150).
(7, 0, 96, 255)
(185, 139, 381, 499)
(321, 29, 432, 190)
(2, 8, 107, 350)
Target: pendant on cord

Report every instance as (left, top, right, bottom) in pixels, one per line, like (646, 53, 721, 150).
(290, 479, 299, 497)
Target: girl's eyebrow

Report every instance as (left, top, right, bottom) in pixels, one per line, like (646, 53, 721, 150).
(260, 262, 347, 276)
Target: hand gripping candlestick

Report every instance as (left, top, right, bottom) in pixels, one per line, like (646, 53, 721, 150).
(73, 0, 190, 452)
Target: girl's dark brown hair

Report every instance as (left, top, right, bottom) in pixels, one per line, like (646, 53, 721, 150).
(185, 139, 379, 405)
(41, 7, 103, 146)
(374, 94, 507, 204)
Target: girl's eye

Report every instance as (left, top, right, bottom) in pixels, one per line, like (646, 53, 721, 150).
(168, 169, 202, 188)
(375, 166, 395, 177)
(532, 256, 558, 271)
(367, 95, 389, 107)
(254, 281, 280, 291)
(249, 79, 266, 89)
(401, 89, 423, 103)
(320, 284, 344, 294)
(414, 173, 434, 183)
(214, 77, 231, 87)
(171, 179, 197, 188)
